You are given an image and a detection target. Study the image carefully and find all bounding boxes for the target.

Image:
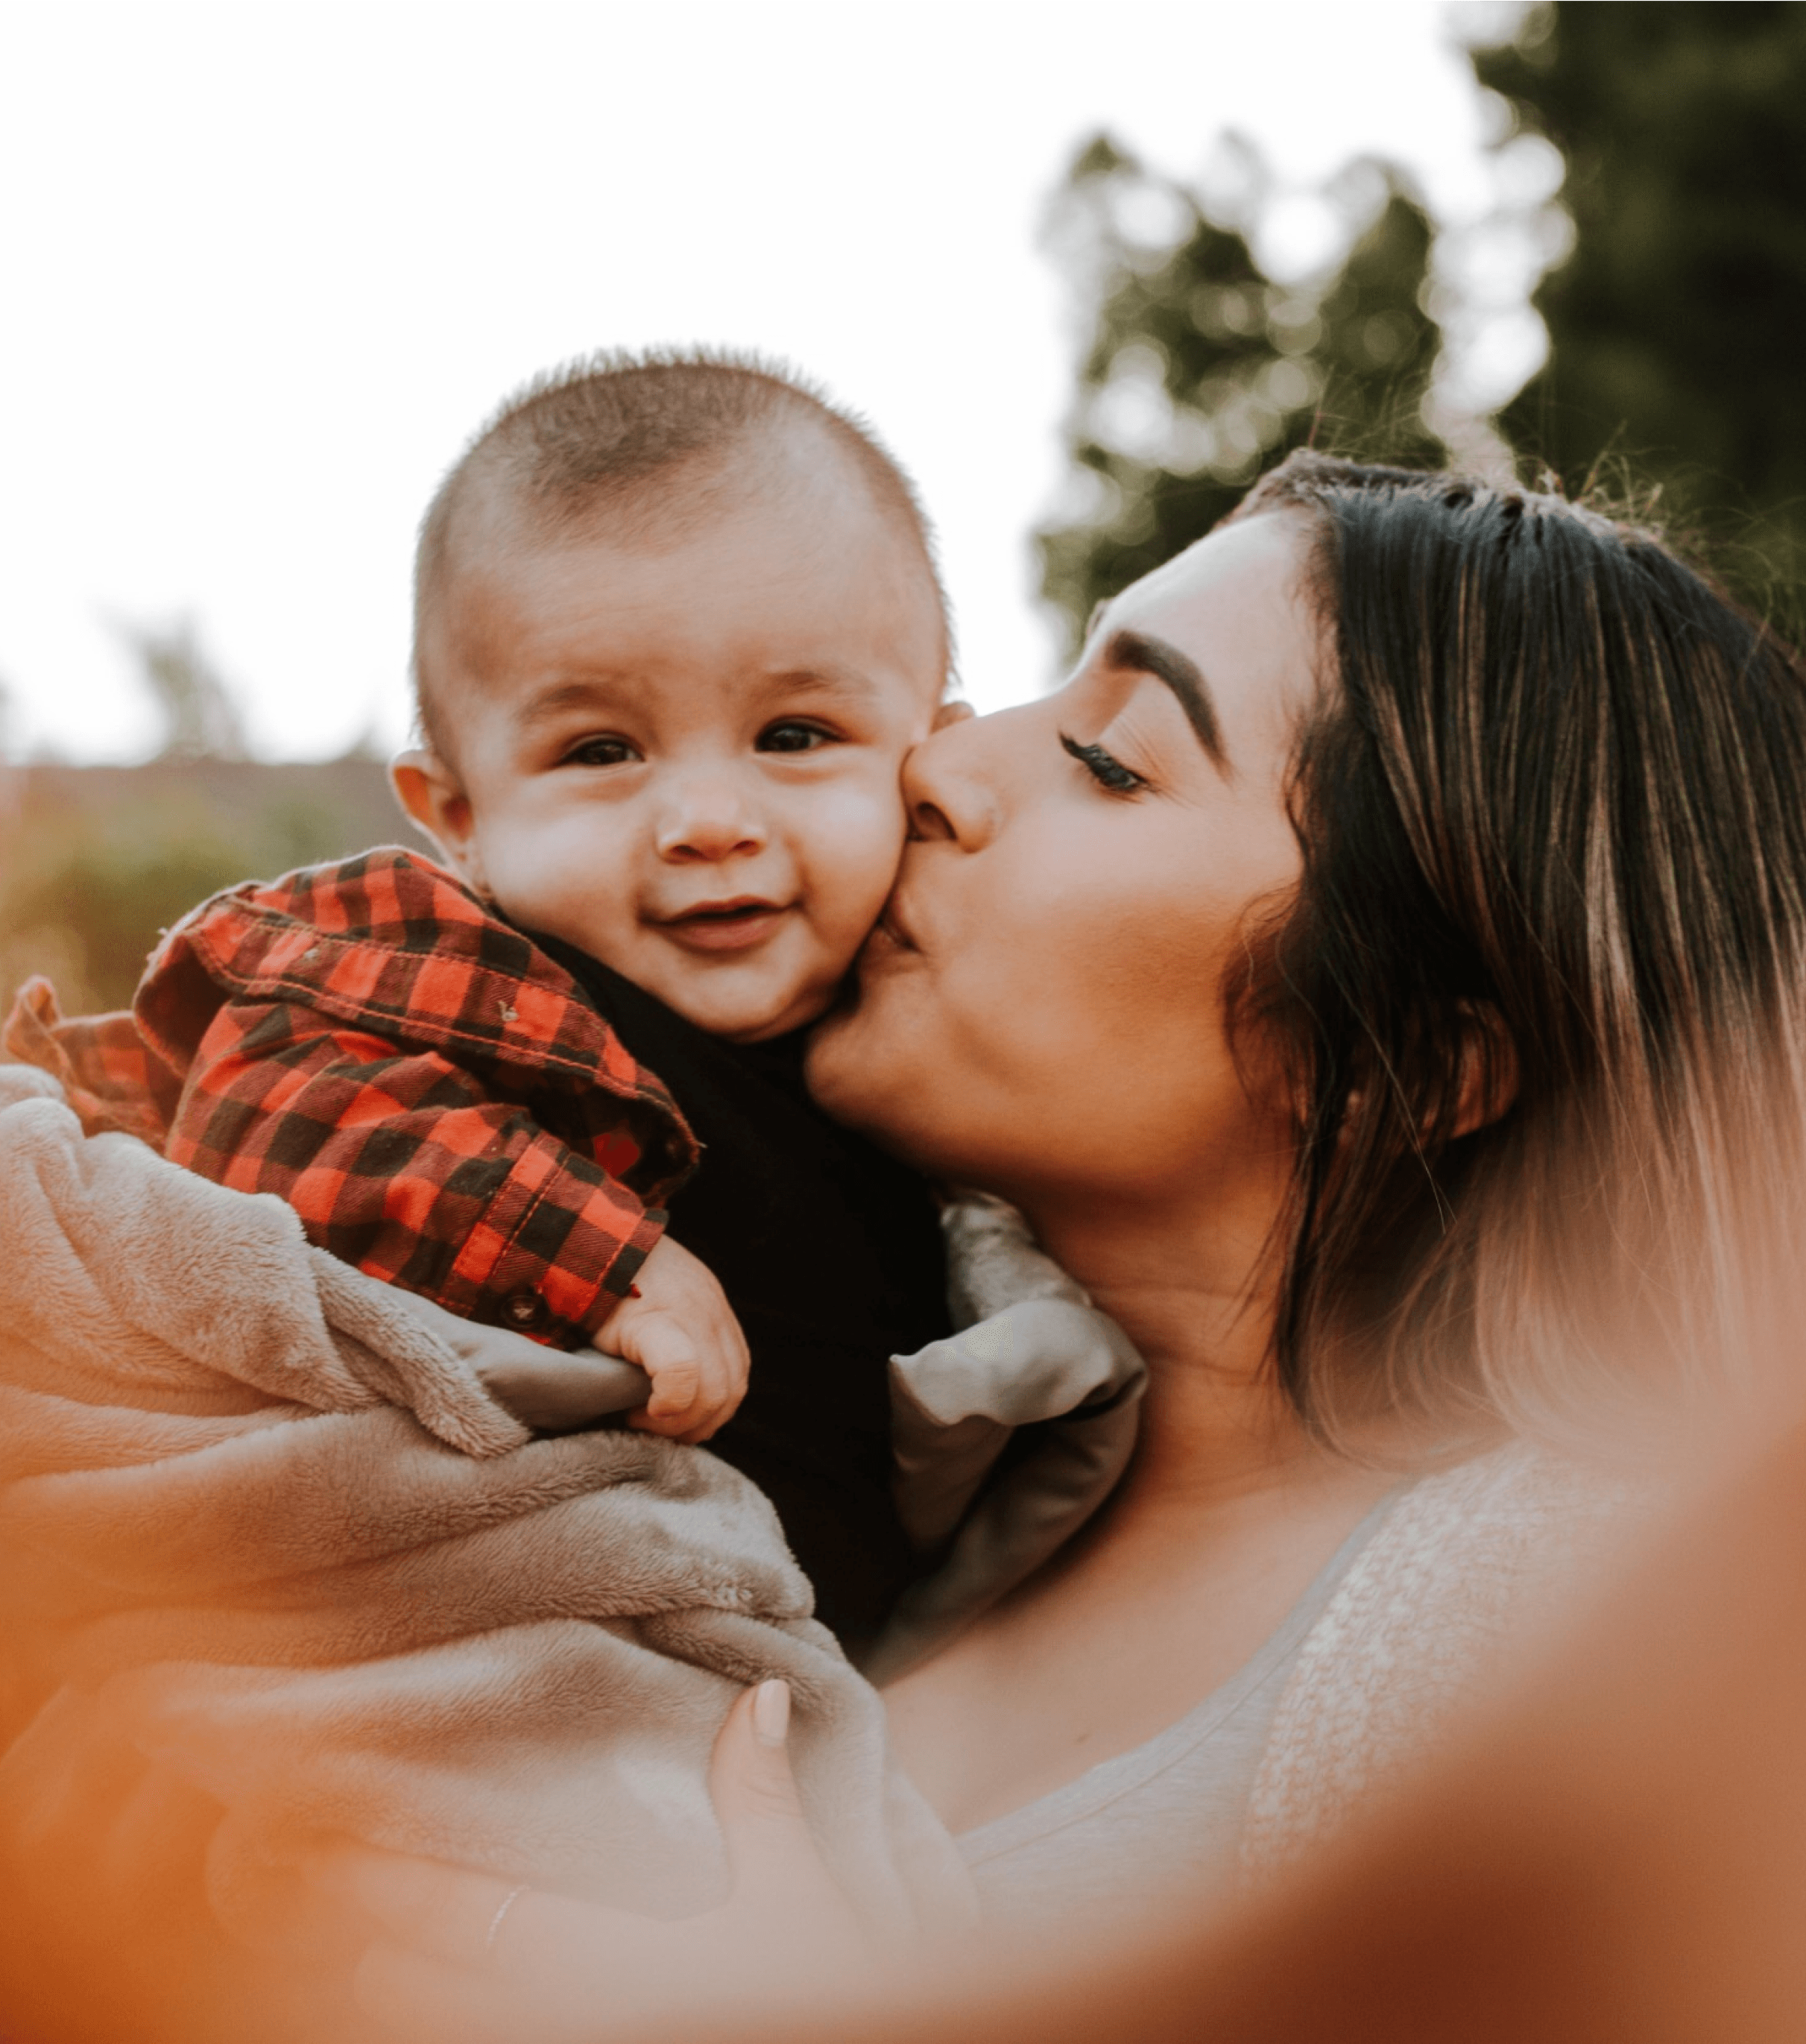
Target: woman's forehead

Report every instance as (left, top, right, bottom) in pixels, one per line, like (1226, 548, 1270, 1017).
(1114, 509, 1308, 623)
(1097, 514, 1322, 757)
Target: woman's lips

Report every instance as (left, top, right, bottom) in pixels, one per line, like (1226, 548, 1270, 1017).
(654, 899, 789, 954)
(871, 900, 920, 955)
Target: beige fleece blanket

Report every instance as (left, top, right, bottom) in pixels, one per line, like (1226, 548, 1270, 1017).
(0, 1064, 970, 2032)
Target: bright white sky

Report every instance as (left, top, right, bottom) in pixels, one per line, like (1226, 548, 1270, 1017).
(0, 0, 1544, 762)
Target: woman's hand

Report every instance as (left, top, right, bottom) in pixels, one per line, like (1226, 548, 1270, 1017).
(321, 1681, 873, 2043)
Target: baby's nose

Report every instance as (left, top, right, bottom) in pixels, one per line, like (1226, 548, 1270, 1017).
(654, 777, 768, 862)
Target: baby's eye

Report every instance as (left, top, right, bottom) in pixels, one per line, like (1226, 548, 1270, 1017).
(563, 734, 642, 769)
(1060, 731, 1146, 796)
(757, 719, 836, 755)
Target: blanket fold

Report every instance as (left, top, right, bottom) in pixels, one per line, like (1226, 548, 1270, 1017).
(0, 1065, 971, 2038)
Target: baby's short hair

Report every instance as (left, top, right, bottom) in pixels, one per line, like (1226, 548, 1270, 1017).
(412, 348, 947, 762)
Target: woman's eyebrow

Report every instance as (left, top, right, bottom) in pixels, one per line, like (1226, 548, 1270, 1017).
(1102, 628, 1228, 772)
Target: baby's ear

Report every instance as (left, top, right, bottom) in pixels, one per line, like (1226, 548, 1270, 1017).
(932, 698, 976, 732)
(389, 748, 489, 895)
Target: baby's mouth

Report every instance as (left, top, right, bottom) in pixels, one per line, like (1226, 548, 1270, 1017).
(654, 898, 791, 954)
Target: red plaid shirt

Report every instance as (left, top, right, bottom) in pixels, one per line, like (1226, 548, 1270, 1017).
(3, 849, 698, 1347)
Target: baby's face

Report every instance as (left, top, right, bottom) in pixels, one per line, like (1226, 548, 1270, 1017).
(405, 443, 947, 1042)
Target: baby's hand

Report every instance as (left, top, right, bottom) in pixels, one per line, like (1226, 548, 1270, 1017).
(595, 1234, 750, 1443)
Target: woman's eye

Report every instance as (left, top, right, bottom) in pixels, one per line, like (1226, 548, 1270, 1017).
(1060, 731, 1146, 795)
(564, 734, 641, 769)
(758, 720, 835, 754)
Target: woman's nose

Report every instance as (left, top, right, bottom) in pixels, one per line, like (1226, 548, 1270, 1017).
(654, 772, 768, 863)
(901, 709, 1008, 849)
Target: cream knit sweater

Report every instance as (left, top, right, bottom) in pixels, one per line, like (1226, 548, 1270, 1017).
(1240, 1442, 1640, 1881)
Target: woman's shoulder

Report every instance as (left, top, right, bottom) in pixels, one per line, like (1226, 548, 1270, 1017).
(1369, 1436, 1640, 1577)
(1240, 1442, 1646, 1881)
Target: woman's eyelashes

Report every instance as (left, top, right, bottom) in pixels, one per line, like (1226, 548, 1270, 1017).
(1060, 731, 1146, 796)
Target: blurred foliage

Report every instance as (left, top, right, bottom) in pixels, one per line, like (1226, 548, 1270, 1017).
(123, 617, 250, 763)
(0, 761, 405, 1013)
(1, 807, 251, 1015)
(0, 619, 405, 1016)
(1475, 1, 1806, 610)
(1038, 135, 1446, 655)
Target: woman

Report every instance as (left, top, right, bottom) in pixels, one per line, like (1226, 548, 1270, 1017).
(332, 450, 1806, 2032)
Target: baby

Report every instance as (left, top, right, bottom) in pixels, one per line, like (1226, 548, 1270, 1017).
(10, 353, 959, 1643)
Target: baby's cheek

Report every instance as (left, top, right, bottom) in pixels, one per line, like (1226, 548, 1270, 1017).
(796, 780, 911, 943)
(480, 825, 636, 961)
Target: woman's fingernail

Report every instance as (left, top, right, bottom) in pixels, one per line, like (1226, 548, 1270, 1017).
(752, 1678, 791, 1748)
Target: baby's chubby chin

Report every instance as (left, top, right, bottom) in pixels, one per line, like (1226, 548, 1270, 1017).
(632, 913, 853, 1044)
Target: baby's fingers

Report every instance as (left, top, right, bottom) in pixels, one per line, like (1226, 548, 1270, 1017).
(627, 1390, 730, 1444)
(645, 1360, 705, 1422)
(643, 1327, 747, 1441)
(609, 1317, 701, 1416)
(692, 1305, 750, 1414)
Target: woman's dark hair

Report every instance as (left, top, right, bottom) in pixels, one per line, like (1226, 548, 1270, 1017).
(1228, 450, 1806, 1448)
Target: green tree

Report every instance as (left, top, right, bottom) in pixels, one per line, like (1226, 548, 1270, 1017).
(1038, 136, 1446, 656)
(1475, 1, 1806, 606)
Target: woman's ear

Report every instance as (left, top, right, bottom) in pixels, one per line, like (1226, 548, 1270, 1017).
(1450, 1000, 1518, 1139)
(1337, 1003, 1518, 1143)
(389, 749, 490, 897)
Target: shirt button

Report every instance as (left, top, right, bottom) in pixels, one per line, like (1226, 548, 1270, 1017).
(503, 1291, 546, 1328)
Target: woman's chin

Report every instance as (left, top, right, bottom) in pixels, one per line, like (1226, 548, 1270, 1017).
(801, 993, 873, 1118)
(803, 974, 925, 1146)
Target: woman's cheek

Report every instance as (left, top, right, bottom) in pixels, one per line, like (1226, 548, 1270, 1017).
(993, 875, 1240, 1134)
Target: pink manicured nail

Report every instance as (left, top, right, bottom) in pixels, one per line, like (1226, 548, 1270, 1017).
(752, 1678, 791, 1748)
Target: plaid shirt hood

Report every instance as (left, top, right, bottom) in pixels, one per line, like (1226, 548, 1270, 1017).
(6, 849, 698, 1343)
